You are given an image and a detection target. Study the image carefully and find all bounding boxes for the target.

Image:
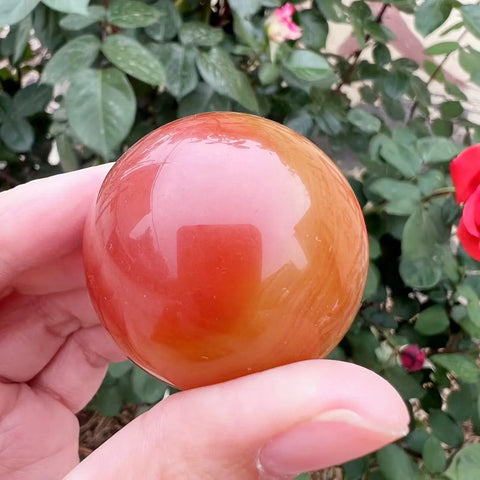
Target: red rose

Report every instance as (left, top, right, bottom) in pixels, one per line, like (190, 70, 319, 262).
(450, 145, 480, 260)
(456, 185, 480, 260)
(400, 345, 426, 372)
(450, 144, 480, 203)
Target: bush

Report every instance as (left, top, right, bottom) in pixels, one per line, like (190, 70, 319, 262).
(2, 0, 480, 478)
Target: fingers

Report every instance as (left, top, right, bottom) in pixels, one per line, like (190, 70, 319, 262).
(0, 289, 99, 382)
(0, 164, 111, 293)
(64, 360, 409, 480)
(0, 383, 79, 480)
(12, 249, 86, 296)
(31, 325, 125, 413)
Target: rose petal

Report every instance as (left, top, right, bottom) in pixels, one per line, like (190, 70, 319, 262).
(460, 185, 480, 235)
(276, 3, 296, 20)
(267, 3, 302, 43)
(458, 218, 480, 261)
(450, 144, 480, 203)
(400, 345, 425, 372)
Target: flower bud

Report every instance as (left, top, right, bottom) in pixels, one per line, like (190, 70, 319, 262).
(400, 345, 426, 372)
(265, 3, 302, 44)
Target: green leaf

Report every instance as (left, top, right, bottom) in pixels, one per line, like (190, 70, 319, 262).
(415, 305, 449, 336)
(430, 354, 480, 383)
(178, 83, 231, 117)
(369, 235, 381, 260)
(459, 47, 480, 85)
(380, 70, 410, 99)
(0, 93, 13, 122)
(382, 95, 405, 121)
(108, 360, 133, 379)
(283, 50, 333, 83)
(417, 169, 445, 196)
(149, 43, 197, 99)
(347, 108, 381, 134)
(284, 110, 313, 137)
(232, 12, 262, 49)
(379, 137, 422, 178)
(445, 81, 467, 101)
(400, 203, 449, 289)
(315, 0, 346, 22)
(145, 0, 182, 42)
(66, 68, 135, 158)
(440, 100, 463, 118)
(102, 34, 165, 86)
(293, 475, 310, 480)
(377, 444, 420, 480)
(383, 366, 425, 400)
(429, 409, 464, 447)
(431, 118, 453, 137)
(107, 0, 161, 28)
(410, 76, 431, 106)
(422, 435, 447, 474)
(41, 34, 100, 84)
(179, 22, 224, 46)
(258, 63, 279, 85)
(445, 444, 480, 480)
(0, 116, 34, 151)
(404, 429, 430, 454)
(228, 0, 262, 17)
(8, 14, 32, 63)
(415, 0, 452, 36)
(32, 3, 66, 51)
(91, 385, 123, 417)
(131, 366, 168, 404)
(461, 5, 480, 40)
(373, 43, 391, 66)
(363, 263, 380, 301)
(196, 47, 259, 112)
(365, 21, 395, 43)
(368, 179, 421, 216)
(298, 10, 328, 50)
(400, 256, 443, 290)
(448, 384, 479, 422)
(416, 136, 460, 163)
(456, 284, 480, 327)
(347, 328, 381, 370)
(401, 204, 450, 259)
(41, 0, 88, 15)
(56, 133, 79, 172)
(343, 457, 368, 480)
(425, 41, 459, 55)
(0, 0, 40, 26)
(12, 83, 52, 117)
(59, 6, 105, 30)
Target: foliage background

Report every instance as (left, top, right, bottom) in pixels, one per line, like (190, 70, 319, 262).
(1, 0, 480, 478)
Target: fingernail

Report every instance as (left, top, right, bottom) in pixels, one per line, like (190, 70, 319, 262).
(257, 409, 409, 478)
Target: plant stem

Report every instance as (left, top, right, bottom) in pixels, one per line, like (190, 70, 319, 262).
(422, 186, 456, 202)
(408, 29, 469, 121)
(335, 3, 390, 91)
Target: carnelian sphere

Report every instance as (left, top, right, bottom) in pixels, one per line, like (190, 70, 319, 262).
(83, 112, 368, 390)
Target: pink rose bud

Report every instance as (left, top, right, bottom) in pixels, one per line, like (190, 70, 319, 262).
(265, 3, 302, 43)
(400, 345, 426, 372)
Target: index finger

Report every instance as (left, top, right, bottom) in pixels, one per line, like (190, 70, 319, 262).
(0, 164, 112, 292)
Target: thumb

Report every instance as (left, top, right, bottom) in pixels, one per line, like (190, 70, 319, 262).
(65, 360, 409, 479)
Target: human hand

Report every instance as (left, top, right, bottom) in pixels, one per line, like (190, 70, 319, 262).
(0, 167, 409, 480)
